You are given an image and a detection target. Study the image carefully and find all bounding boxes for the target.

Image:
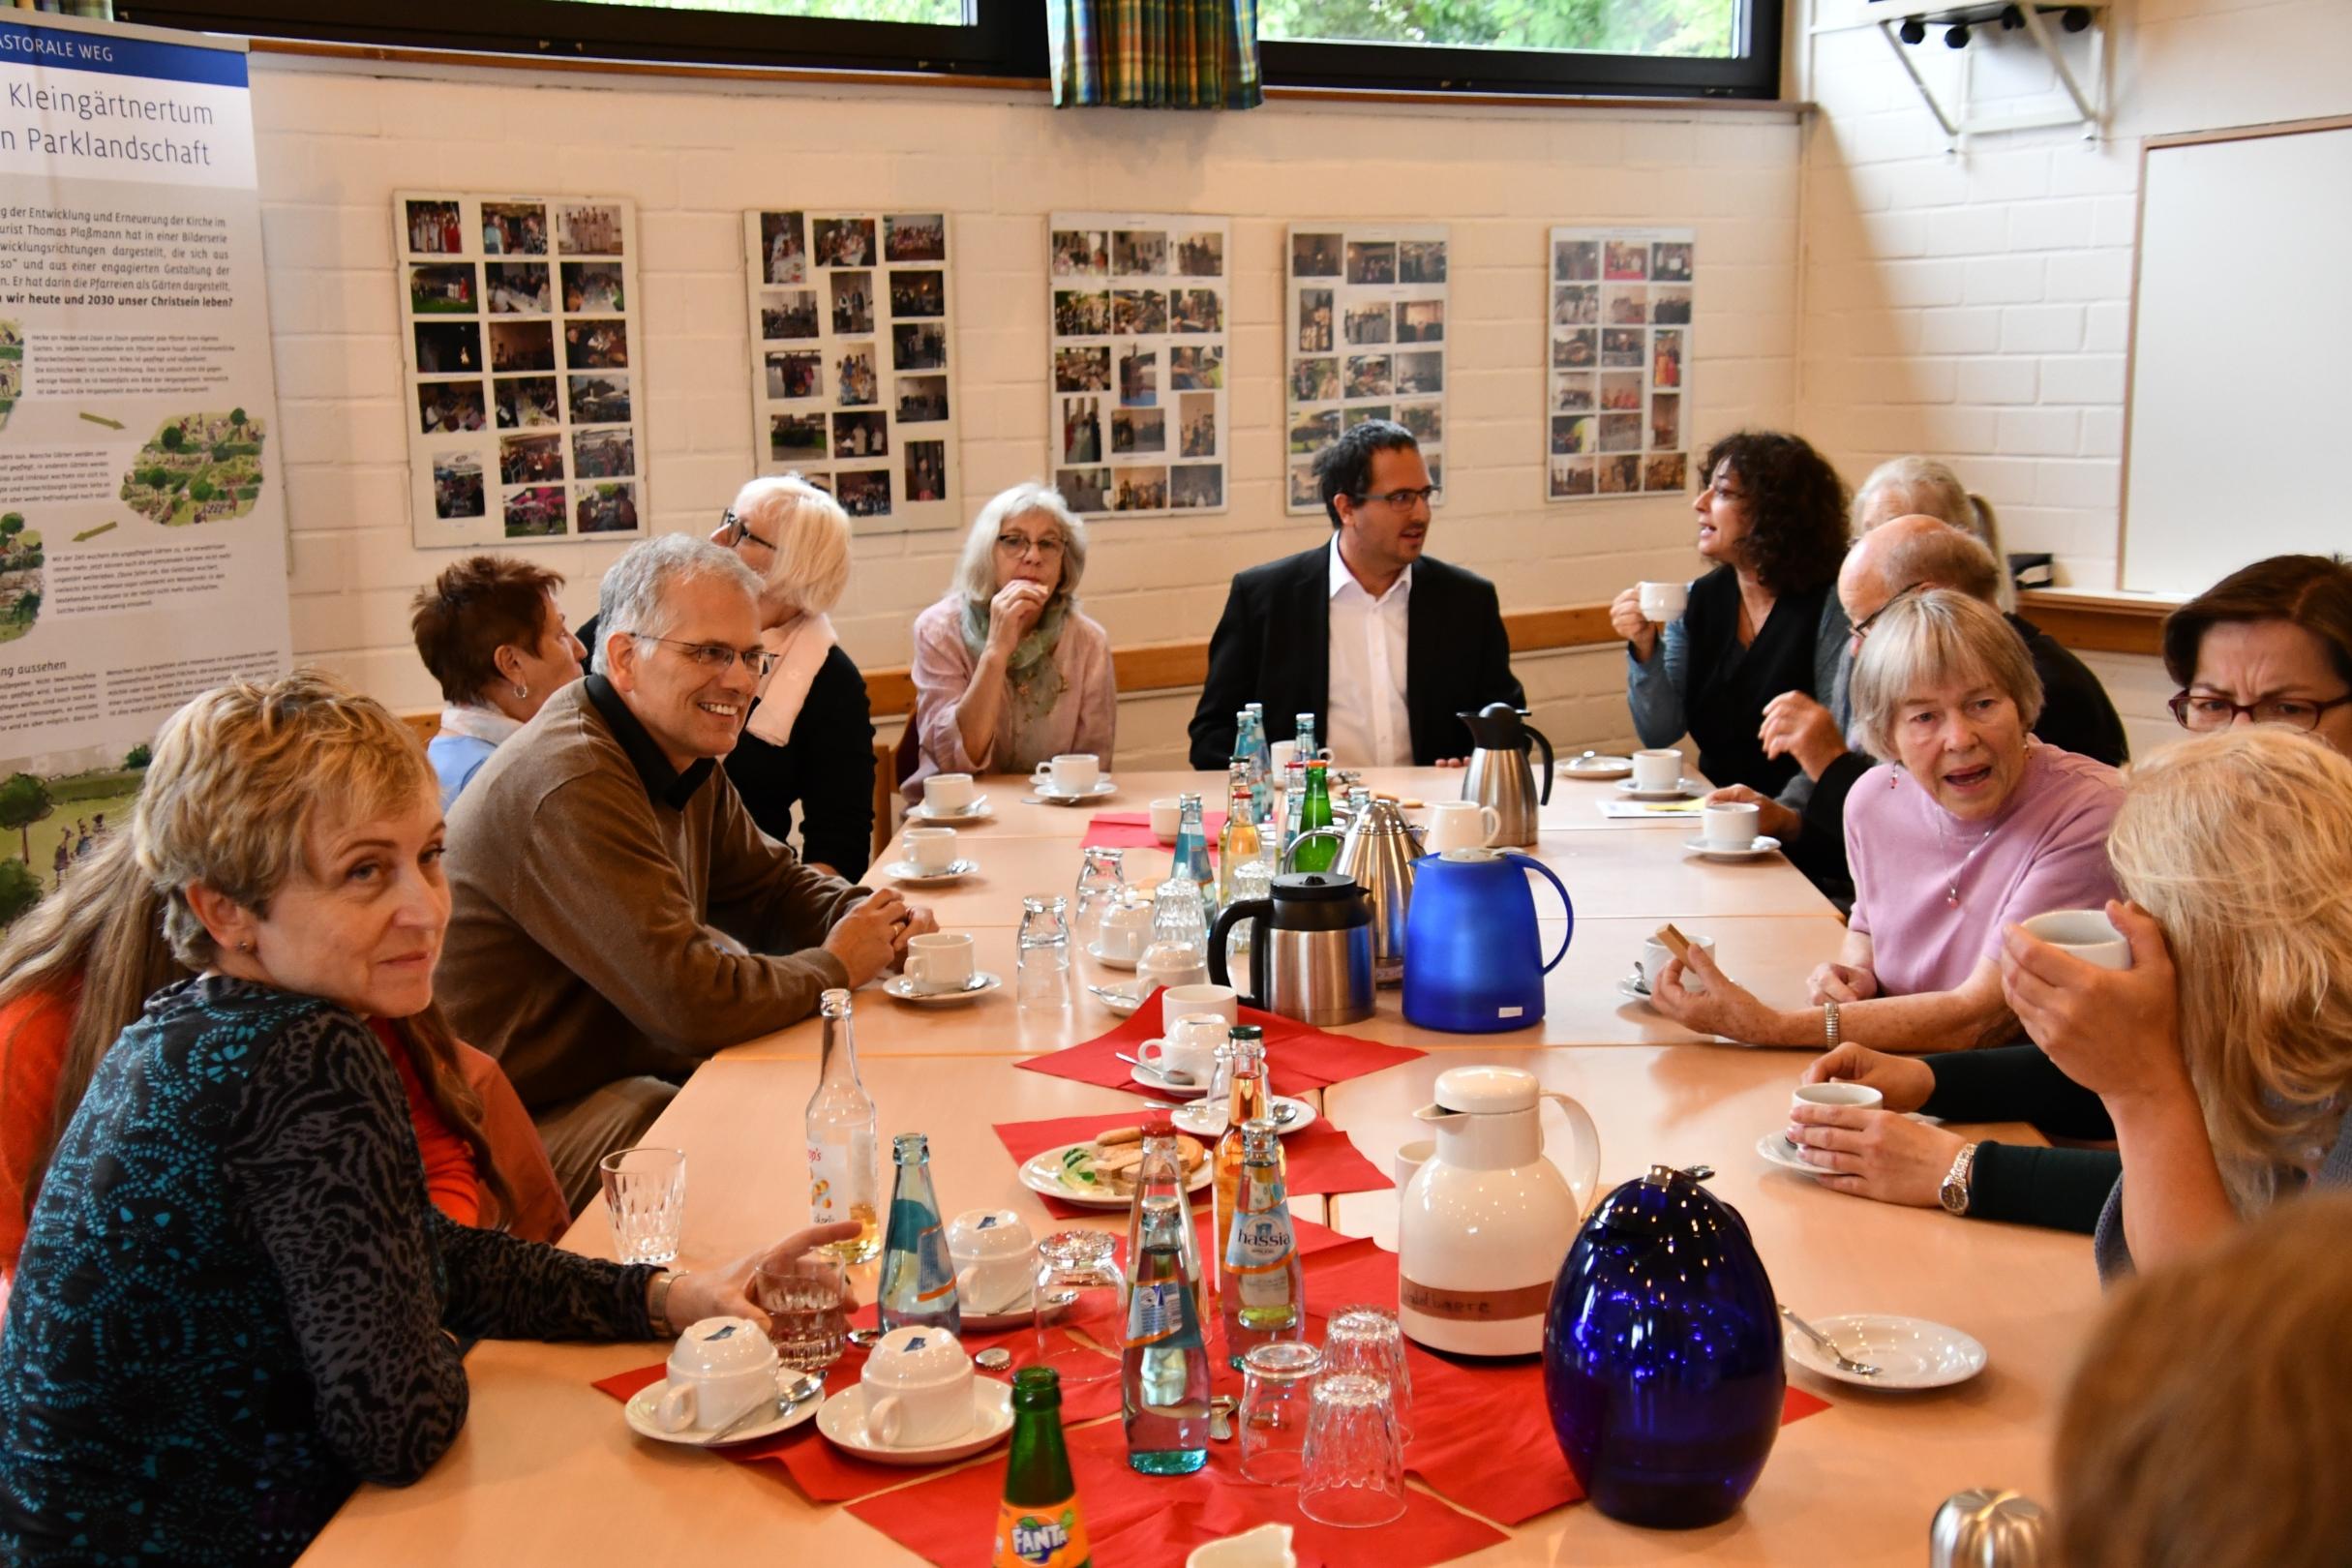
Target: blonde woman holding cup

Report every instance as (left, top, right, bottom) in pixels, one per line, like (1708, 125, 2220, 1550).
(906, 483, 1115, 803)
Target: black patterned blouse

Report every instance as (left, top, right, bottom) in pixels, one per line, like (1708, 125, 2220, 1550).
(0, 976, 656, 1566)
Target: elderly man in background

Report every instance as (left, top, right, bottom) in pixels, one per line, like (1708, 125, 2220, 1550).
(440, 534, 931, 1206)
(1715, 515, 2126, 903)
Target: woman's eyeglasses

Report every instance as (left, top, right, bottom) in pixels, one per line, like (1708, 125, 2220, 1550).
(718, 508, 774, 552)
(1850, 582, 1924, 646)
(2167, 690, 2352, 733)
(996, 533, 1066, 558)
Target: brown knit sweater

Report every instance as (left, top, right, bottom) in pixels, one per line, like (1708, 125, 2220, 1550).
(437, 677, 862, 1110)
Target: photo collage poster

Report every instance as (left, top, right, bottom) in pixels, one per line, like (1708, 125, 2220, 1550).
(1045, 213, 1232, 518)
(1545, 226, 1694, 500)
(742, 210, 958, 533)
(396, 193, 647, 547)
(1282, 224, 1450, 516)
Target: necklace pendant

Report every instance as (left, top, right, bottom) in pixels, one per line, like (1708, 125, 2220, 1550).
(1945, 887, 1962, 908)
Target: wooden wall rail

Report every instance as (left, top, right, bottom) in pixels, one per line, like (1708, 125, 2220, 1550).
(2015, 589, 2175, 658)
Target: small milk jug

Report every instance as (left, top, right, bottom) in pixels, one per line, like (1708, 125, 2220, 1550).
(1396, 1065, 1599, 1357)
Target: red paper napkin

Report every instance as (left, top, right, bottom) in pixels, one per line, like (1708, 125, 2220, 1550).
(992, 1110, 1392, 1220)
(1297, 1238, 1831, 1525)
(1017, 993, 1423, 1100)
(846, 1398, 1508, 1568)
(1080, 811, 1224, 849)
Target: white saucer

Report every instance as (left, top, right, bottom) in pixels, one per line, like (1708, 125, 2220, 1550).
(881, 858, 980, 886)
(1683, 835, 1781, 862)
(1616, 778, 1705, 801)
(1029, 778, 1118, 803)
(911, 797, 993, 825)
(816, 1380, 1015, 1464)
(1130, 1060, 1209, 1099)
(1173, 1095, 1316, 1137)
(1614, 974, 1654, 1007)
(1091, 985, 1147, 1017)
(1020, 1141, 1215, 1209)
(624, 1366, 823, 1448)
(884, 971, 1003, 1006)
(1564, 754, 1634, 781)
(1784, 1313, 1987, 1391)
(1085, 942, 1139, 972)
(1757, 1131, 1819, 1176)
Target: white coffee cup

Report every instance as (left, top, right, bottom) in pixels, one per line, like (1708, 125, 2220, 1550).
(923, 772, 976, 814)
(1424, 800, 1500, 854)
(1632, 748, 1684, 793)
(2019, 909, 2131, 971)
(654, 1316, 779, 1433)
(1161, 982, 1239, 1033)
(861, 1325, 976, 1448)
(1638, 580, 1689, 622)
(1035, 752, 1101, 796)
(1138, 1022, 1221, 1085)
(1393, 1138, 1435, 1189)
(905, 827, 957, 873)
(1702, 800, 1761, 849)
(1269, 739, 1298, 771)
(1791, 1081, 1885, 1115)
(1187, 1524, 1298, 1568)
(1097, 899, 1154, 961)
(904, 931, 976, 992)
(1637, 932, 1714, 993)
(1148, 797, 1183, 844)
(948, 1209, 1036, 1316)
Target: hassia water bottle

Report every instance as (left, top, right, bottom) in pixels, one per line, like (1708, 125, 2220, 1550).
(803, 988, 880, 1263)
(1122, 1120, 1210, 1475)
(879, 1132, 961, 1335)
(1221, 1119, 1304, 1368)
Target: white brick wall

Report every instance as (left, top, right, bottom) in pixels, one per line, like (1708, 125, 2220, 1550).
(253, 58, 1801, 764)
(1794, 0, 2352, 589)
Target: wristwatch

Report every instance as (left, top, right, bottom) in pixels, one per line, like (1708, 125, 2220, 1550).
(648, 1270, 679, 1338)
(1939, 1142, 1981, 1217)
(1822, 998, 1840, 1050)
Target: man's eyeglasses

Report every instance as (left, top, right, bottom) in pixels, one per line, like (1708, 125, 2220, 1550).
(718, 508, 774, 552)
(1350, 486, 1437, 510)
(2167, 689, 2352, 733)
(629, 634, 775, 679)
(1850, 582, 1924, 645)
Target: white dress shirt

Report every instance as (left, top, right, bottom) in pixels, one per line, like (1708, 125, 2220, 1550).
(1325, 533, 1415, 767)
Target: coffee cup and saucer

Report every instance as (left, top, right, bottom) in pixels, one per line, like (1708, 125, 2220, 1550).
(882, 826, 980, 886)
(1762, 1082, 1889, 1175)
(1086, 900, 1153, 972)
(1131, 1014, 1224, 1097)
(815, 1326, 1013, 1465)
(1029, 753, 1117, 803)
(624, 1316, 825, 1448)
(884, 932, 1002, 1006)
(1616, 748, 1702, 801)
(1616, 932, 1715, 1005)
(913, 772, 993, 824)
(1683, 800, 1780, 861)
(948, 1209, 1041, 1329)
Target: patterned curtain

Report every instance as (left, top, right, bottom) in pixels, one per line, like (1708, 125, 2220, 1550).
(1048, 0, 1263, 110)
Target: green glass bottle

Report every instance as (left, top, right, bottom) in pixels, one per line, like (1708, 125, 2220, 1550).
(992, 1368, 1092, 1568)
(1290, 760, 1339, 872)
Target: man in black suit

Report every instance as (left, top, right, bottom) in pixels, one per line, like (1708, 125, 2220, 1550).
(1189, 420, 1523, 769)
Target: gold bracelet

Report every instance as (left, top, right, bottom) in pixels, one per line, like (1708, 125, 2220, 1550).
(648, 1270, 678, 1338)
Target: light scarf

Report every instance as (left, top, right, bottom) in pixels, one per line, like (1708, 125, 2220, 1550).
(743, 613, 837, 746)
(436, 704, 524, 747)
(958, 593, 1070, 765)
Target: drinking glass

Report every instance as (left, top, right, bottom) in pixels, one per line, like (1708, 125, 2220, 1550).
(752, 1252, 851, 1372)
(598, 1145, 685, 1265)
(1324, 1305, 1414, 1444)
(1240, 1341, 1322, 1485)
(1017, 894, 1072, 1011)
(1072, 847, 1127, 947)
(1026, 1230, 1125, 1386)
(1148, 877, 1209, 963)
(1296, 1372, 1405, 1527)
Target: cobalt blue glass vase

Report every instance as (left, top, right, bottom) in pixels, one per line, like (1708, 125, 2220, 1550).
(1542, 1165, 1785, 1528)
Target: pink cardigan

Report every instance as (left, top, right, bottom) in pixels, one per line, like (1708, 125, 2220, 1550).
(906, 593, 1116, 800)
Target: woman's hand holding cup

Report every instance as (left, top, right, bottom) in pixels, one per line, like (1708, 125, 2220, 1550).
(2001, 900, 2186, 1102)
(1608, 586, 1659, 663)
(1800, 1042, 1934, 1114)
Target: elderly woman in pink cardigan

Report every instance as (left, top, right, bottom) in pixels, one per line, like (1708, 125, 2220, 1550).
(906, 482, 1116, 799)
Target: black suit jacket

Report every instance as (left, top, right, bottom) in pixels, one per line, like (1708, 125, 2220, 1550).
(1187, 543, 1524, 769)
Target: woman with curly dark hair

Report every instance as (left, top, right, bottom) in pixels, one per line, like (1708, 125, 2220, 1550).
(1611, 430, 1853, 797)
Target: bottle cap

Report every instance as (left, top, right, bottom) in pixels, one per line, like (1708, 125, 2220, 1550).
(1142, 1115, 1175, 1138)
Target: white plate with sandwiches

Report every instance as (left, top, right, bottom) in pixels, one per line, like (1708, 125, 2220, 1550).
(1018, 1128, 1214, 1210)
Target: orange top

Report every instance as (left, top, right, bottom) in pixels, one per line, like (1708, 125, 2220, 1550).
(1, 980, 488, 1279)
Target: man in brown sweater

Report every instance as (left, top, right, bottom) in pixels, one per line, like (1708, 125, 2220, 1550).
(439, 535, 927, 1206)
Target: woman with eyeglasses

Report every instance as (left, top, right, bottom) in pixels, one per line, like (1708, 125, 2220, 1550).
(2158, 554, 2352, 752)
(905, 482, 1114, 801)
(573, 478, 874, 877)
(1609, 430, 1853, 797)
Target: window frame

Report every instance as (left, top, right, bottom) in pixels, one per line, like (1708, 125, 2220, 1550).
(115, 0, 1047, 78)
(121, 0, 1778, 99)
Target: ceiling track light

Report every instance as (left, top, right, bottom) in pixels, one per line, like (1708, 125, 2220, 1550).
(1899, 16, 1928, 45)
(1945, 21, 1972, 45)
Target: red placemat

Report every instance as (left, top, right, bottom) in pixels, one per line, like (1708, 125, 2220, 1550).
(992, 1111, 1392, 1220)
(1016, 993, 1423, 1101)
(1297, 1237, 1832, 1526)
(846, 1398, 1508, 1568)
(1080, 811, 1224, 849)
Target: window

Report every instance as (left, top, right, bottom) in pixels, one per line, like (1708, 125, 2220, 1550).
(1258, 0, 1778, 98)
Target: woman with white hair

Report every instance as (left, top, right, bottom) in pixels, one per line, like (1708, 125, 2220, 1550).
(1651, 589, 2123, 1056)
(576, 475, 874, 876)
(1852, 455, 2012, 610)
(907, 482, 1115, 799)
